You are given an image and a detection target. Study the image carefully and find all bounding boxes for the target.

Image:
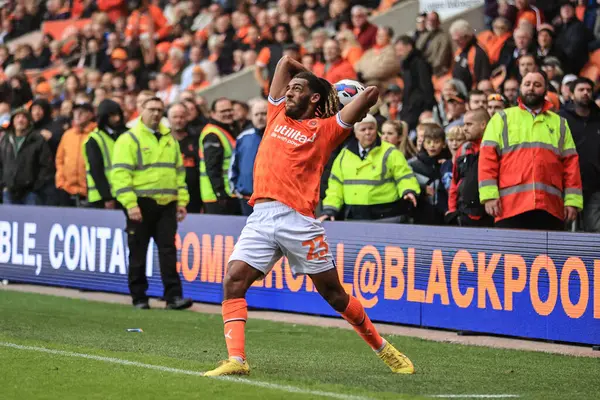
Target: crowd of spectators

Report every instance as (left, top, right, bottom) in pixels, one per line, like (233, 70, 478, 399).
(1, 0, 600, 233)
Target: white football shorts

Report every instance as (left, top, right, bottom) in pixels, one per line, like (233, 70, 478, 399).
(228, 201, 335, 276)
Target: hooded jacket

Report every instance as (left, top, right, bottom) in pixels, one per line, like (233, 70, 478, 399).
(85, 99, 126, 202)
(0, 109, 54, 197)
(559, 101, 600, 195)
(30, 98, 65, 157)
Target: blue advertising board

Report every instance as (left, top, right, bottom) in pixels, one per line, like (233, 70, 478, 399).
(0, 205, 598, 345)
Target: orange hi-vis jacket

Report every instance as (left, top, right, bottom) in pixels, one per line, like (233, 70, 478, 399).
(478, 99, 583, 222)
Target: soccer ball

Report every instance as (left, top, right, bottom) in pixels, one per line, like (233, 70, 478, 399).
(335, 79, 365, 108)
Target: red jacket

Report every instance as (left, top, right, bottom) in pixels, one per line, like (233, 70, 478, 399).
(354, 23, 378, 50)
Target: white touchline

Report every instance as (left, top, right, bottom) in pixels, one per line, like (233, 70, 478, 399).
(429, 396, 520, 398)
(0, 342, 373, 400)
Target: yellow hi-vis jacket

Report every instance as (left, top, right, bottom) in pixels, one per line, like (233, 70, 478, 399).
(83, 128, 115, 203)
(111, 119, 189, 210)
(322, 139, 420, 217)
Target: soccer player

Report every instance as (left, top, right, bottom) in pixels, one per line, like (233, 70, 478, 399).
(204, 56, 415, 377)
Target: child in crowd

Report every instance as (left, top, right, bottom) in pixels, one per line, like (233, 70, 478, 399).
(408, 123, 450, 224)
(380, 120, 417, 160)
(442, 126, 467, 192)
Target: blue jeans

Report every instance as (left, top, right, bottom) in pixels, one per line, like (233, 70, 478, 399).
(3, 190, 40, 205)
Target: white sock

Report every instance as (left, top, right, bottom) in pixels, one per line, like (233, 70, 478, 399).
(231, 356, 245, 363)
(375, 339, 387, 353)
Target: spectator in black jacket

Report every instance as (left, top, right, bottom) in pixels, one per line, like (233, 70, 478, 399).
(394, 35, 436, 131)
(0, 108, 54, 205)
(559, 77, 600, 232)
(555, 1, 591, 75)
(450, 19, 491, 90)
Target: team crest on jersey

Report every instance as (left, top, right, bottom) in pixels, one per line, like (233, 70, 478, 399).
(309, 120, 318, 128)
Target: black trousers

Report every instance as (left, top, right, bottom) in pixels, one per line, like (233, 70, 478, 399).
(204, 198, 241, 215)
(495, 210, 564, 231)
(126, 198, 183, 304)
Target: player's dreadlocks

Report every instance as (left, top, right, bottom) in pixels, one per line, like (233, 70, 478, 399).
(294, 72, 340, 118)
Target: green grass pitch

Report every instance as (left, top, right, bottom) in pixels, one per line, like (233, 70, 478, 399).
(0, 289, 598, 400)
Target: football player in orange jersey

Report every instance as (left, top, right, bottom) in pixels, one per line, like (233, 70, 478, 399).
(204, 55, 415, 377)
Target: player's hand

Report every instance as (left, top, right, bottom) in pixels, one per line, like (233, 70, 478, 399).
(104, 200, 117, 209)
(177, 206, 187, 222)
(403, 193, 417, 207)
(128, 206, 142, 222)
(318, 214, 335, 222)
(564, 206, 578, 222)
(484, 199, 501, 217)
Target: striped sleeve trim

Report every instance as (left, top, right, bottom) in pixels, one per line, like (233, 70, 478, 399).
(336, 113, 353, 130)
(268, 95, 286, 106)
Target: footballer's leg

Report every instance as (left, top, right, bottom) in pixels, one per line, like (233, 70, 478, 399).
(309, 270, 415, 374)
(204, 205, 282, 377)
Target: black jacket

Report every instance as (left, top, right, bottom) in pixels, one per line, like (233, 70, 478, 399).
(31, 98, 65, 157)
(201, 119, 235, 199)
(400, 49, 436, 131)
(555, 18, 591, 75)
(559, 102, 600, 195)
(0, 129, 54, 198)
(85, 99, 126, 202)
(177, 130, 202, 213)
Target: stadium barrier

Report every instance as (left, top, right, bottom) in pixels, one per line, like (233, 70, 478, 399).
(0, 205, 598, 346)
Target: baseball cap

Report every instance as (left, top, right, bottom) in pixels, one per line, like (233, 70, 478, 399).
(111, 48, 128, 60)
(446, 92, 466, 104)
(562, 74, 577, 87)
(385, 84, 402, 94)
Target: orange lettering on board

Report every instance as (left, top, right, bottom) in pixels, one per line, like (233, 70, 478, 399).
(504, 254, 527, 311)
(595, 261, 600, 319)
(181, 233, 200, 282)
(560, 257, 589, 319)
(425, 250, 449, 305)
(353, 245, 382, 308)
(450, 250, 474, 308)
(477, 252, 502, 310)
(264, 259, 284, 289)
(284, 258, 304, 292)
(407, 248, 425, 303)
(336, 243, 352, 295)
(530, 255, 558, 316)
(175, 233, 182, 273)
(201, 234, 223, 283)
(384, 246, 405, 301)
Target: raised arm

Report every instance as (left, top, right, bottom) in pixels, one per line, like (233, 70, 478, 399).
(338, 86, 380, 126)
(269, 55, 309, 100)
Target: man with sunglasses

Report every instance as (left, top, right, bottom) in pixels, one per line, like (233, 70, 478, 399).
(487, 93, 507, 116)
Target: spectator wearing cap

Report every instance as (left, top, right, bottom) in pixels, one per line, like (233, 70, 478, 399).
(0, 108, 54, 205)
(496, 21, 536, 78)
(105, 48, 128, 74)
(555, 0, 591, 75)
(536, 23, 565, 63)
(55, 102, 97, 207)
(444, 92, 468, 133)
(321, 114, 420, 222)
(450, 19, 492, 90)
(487, 93, 508, 116)
(434, 78, 469, 127)
(313, 39, 356, 84)
(476, 17, 513, 66)
(124, 0, 171, 44)
(560, 77, 600, 232)
(355, 26, 400, 87)
(229, 99, 268, 216)
(125, 46, 150, 90)
(351, 5, 379, 50)
(255, 23, 294, 97)
(395, 35, 436, 131)
(561, 74, 578, 104)
(541, 56, 564, 91)
(415, 12, 454, 76)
